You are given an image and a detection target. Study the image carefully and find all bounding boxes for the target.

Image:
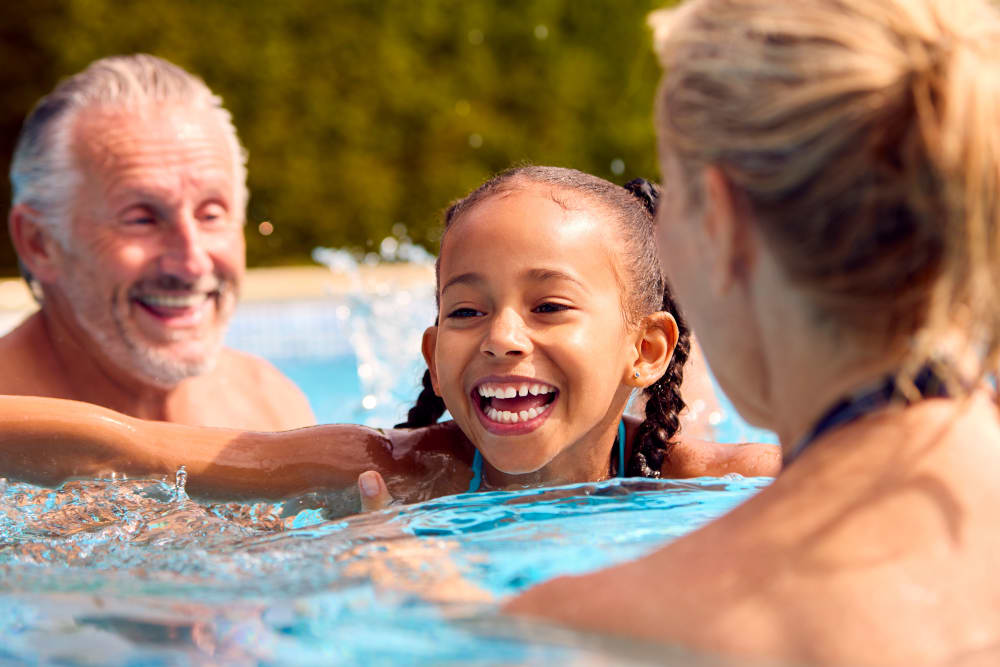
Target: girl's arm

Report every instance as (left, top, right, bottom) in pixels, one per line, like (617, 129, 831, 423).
(0, 394, 431, 500)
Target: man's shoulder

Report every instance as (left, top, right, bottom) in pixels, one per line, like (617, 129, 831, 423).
(0, 313, 68, 396)
(208, 348, 316, 428)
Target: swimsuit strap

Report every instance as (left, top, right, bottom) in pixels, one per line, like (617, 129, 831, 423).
(783, 364, 950, 466)
(466, 420, 627, 493)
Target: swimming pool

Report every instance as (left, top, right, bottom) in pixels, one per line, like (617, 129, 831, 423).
(0, 264, 777, 664)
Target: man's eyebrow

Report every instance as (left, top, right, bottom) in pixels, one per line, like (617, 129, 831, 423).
(441, 272, 485, 293)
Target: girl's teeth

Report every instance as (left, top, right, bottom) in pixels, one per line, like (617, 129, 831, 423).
(484, 405, 543, 424)
(476, 382, 557, 398)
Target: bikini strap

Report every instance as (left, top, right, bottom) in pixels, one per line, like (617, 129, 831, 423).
(467, 419, 627, 492)
(617, 419, 627, 479)
(467, 447, 484, 493)
(784, 364, 950, 466)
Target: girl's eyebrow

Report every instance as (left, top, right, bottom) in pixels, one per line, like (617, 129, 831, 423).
(524, 268, 586, 289)
(441, 272, 485, 293)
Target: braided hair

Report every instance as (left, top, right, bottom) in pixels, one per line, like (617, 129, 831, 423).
(396, 166, 691, 479)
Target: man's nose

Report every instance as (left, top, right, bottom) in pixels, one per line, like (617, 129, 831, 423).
(480, 308, 532, 358)
(160, 215, 214, 279)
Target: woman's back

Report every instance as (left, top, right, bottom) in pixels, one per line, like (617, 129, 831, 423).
(514, 394, 1000, 664)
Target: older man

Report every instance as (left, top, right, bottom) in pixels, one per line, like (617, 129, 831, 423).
(2, 54, 314, 429)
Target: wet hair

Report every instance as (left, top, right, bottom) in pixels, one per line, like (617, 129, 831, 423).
(396, 165, 691, 478)
(650, 0, 1000, 382)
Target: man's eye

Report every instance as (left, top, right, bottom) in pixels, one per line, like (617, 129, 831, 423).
(126, 216, 156, 225)
(446, 307, 484, 319)
(534, 302, 569, 314)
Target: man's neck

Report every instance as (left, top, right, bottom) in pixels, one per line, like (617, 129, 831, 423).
(37, 308, 179, 421)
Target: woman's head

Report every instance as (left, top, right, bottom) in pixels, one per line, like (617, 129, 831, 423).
(400, 166, 690, 480)
(651, 0, 1000, 382)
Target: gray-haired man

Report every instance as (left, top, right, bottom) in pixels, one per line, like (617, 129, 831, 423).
(3, 54, 314, 428)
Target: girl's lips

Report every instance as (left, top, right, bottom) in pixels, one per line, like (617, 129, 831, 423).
(470, 382, 558, 436)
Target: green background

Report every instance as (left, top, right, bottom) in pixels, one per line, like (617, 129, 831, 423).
(0, 0, 671, 275)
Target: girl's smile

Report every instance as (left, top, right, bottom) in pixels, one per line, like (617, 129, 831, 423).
(472, 375, 559, 434)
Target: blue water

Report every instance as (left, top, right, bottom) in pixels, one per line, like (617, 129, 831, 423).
(0, 289, 777, 664)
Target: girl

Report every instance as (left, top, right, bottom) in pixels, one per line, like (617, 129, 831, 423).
(509, 2, 1000, 665)
(0, 166, 779, 503)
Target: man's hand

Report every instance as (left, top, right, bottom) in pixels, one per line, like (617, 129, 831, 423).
(358, 470, 395, 511)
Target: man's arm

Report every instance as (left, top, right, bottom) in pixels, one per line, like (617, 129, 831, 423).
(0, 394, 390, 500)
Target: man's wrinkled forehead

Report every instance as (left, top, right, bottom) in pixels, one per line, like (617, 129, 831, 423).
(71, 104, 235, 169)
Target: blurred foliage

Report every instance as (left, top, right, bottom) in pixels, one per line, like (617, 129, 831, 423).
(0, 0, 674, 274)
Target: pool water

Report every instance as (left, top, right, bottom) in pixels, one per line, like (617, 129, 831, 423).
(0, 261, 778, 664)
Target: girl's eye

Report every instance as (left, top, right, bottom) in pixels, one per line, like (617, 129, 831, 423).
(446, 307, 484, 319)
(533, 302, 570, 314)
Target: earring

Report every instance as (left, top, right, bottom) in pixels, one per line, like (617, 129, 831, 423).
(633, 370, 640, 379)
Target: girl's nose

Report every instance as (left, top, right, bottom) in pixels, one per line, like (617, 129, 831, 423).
(480, 309, 532, 357)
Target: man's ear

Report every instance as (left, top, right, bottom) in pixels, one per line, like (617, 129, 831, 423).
(9, 204, 62, 284)
(628, 311, 679, 387)
(702, 166, 756, 296)
(421, 325, 442, 396)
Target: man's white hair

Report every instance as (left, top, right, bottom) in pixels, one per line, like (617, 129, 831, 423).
(9, 53, 248, 247)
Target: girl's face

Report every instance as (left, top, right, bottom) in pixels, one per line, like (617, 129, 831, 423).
(424, 185, 640, 484)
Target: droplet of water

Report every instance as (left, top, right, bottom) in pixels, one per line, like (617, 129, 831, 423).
(174, 465, 188, 502)
(534, 24, 549, 40)
(610, 158, 625, 175)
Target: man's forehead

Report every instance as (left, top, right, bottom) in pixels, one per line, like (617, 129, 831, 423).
(71, 104, 234, 167)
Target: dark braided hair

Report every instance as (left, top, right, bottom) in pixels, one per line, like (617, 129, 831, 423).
(395, 166, 692, 480)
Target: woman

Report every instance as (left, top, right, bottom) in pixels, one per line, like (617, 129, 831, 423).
(507, 0, 1000, 664)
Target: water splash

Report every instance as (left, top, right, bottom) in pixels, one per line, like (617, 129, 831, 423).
(311, 237, 438, 425)
(174, 465, 188, 503)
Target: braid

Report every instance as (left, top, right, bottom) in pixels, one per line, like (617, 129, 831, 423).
(628, 288, 691, 477)
(394, 368, 447, 428)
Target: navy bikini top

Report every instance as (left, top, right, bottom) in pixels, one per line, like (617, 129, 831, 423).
(783, 364, 951, 466)
(467, 420, 627, 492)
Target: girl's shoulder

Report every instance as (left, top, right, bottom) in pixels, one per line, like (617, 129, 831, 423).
(622, 414, 781, 478)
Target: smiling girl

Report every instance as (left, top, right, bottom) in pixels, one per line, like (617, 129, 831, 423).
(0, 166, 778, 503)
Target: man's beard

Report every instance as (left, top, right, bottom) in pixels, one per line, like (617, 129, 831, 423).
(59, 271, 236, 389)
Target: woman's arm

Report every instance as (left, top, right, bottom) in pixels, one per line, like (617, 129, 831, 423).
(0, 395, 399, 500)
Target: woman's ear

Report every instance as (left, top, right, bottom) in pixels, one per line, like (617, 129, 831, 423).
(628, 311, 679, 387)
(9, 205, 62, 284)
(421, 326, 443, 396)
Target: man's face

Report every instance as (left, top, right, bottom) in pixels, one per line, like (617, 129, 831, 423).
(45, 104, 245, 388)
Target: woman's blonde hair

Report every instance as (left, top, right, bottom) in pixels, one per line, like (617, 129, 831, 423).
(651, 0, 1000, 381)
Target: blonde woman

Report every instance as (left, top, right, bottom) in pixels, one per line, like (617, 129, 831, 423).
(509, 0, 1000, 664)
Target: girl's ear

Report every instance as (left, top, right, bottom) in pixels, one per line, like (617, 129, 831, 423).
(421, 326, 443, 396)
(9, 204, 62, 284)
(628, 311, 679, 387)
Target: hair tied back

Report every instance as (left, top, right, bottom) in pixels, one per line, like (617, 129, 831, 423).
(623, 178, 660, 216)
